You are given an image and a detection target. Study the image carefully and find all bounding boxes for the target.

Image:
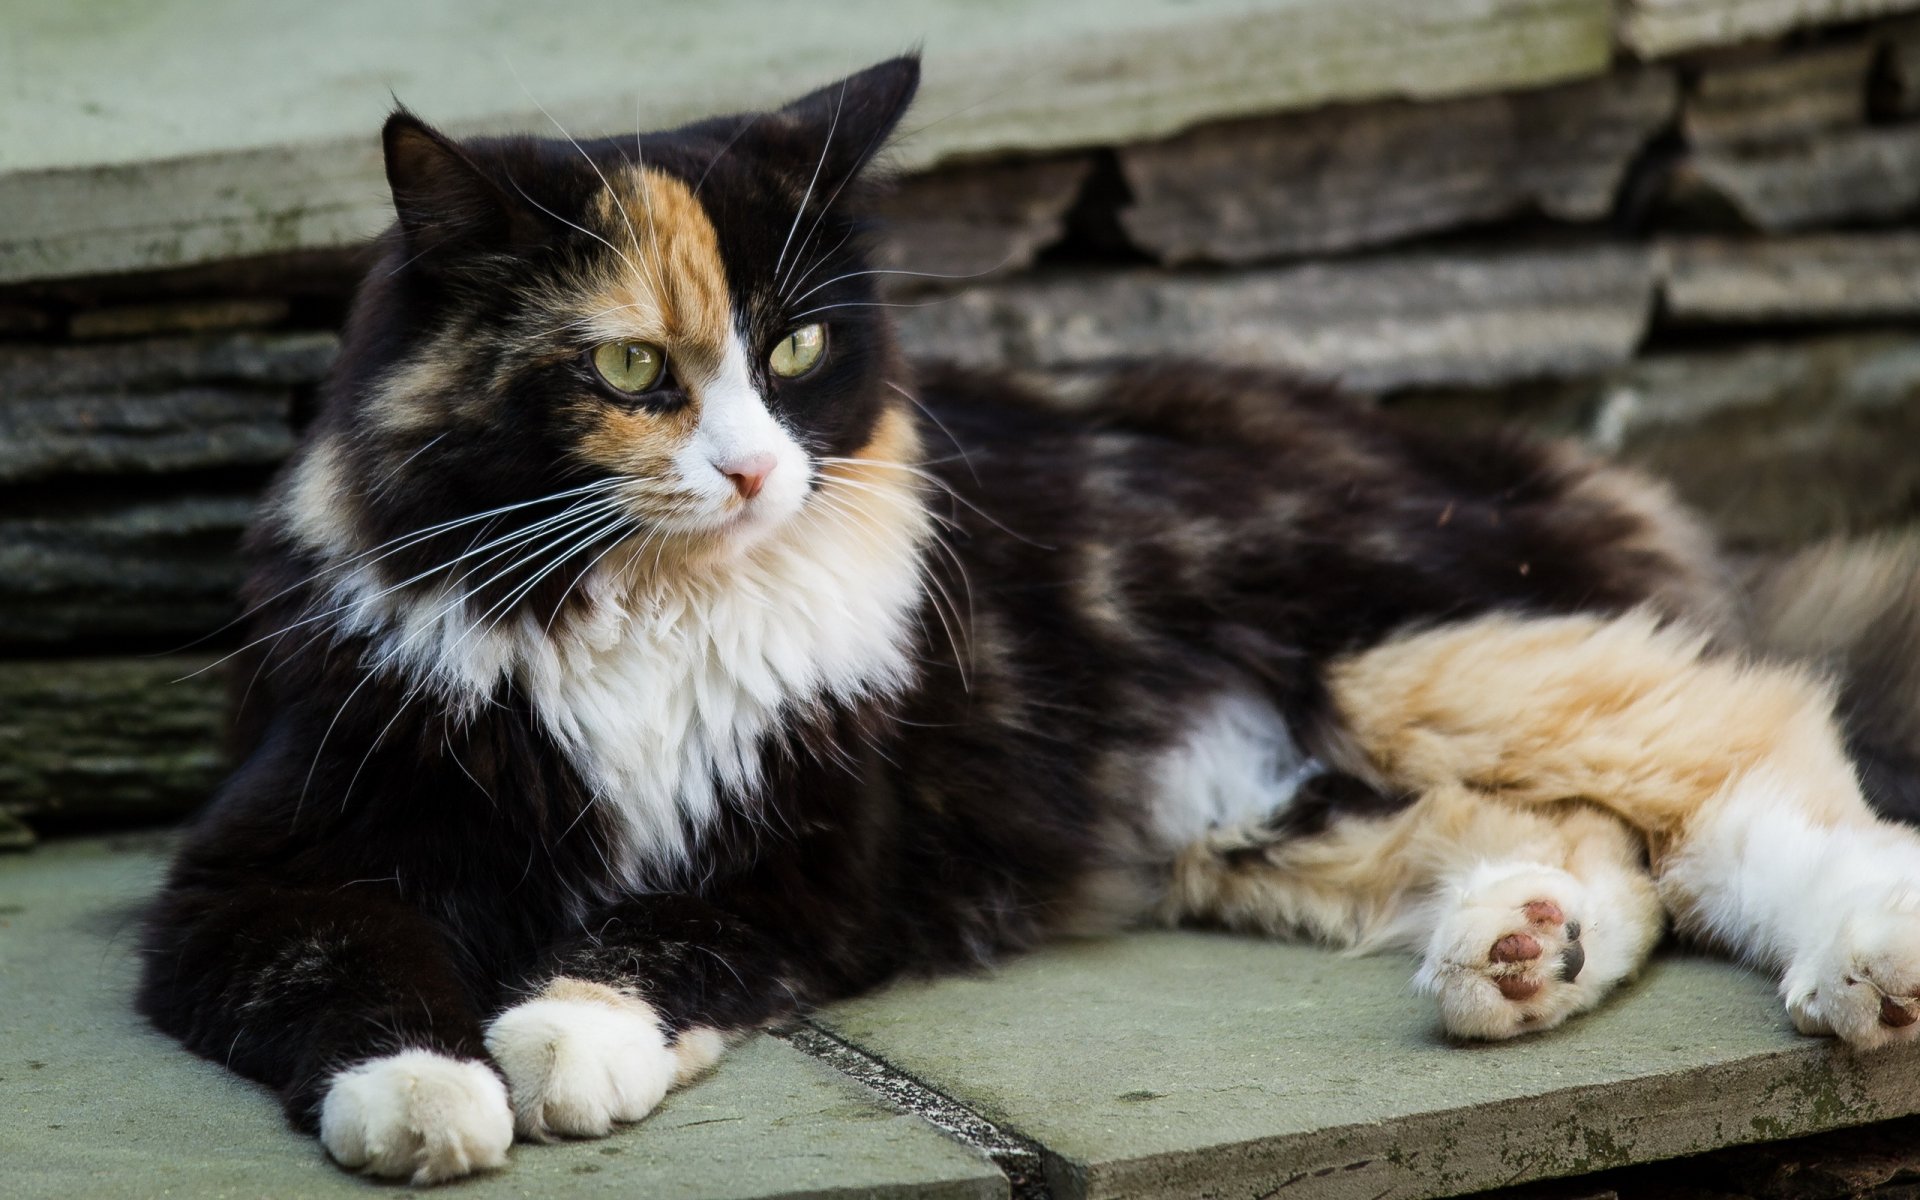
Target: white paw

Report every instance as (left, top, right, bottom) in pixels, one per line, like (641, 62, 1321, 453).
(485, 985, 676, 1140)
(318, 1050, 512, 1184)
(1784, 887, 1920, 1049)
(1416, 864, 1594, 1040)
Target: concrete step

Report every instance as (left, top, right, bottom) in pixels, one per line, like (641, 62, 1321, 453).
(0, 836, 1004, 1200)
(0, 0, 1614, 284)
(8, 835, 1919, 1199)
(820, 932, 1920, 1200)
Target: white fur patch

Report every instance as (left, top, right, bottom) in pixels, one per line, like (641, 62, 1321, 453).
(319, 1050, 512, 1184)
(306, 433, 928, 886)
(485, 995, 677, 1140)
(1147, 685, 1310, 849)
(1665, 772, 1920, 1048)
(670, 330, 812, 540)
(519, 488, 927, 883)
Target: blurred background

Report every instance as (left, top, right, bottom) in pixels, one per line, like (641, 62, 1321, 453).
(2, 0, 1918, 844)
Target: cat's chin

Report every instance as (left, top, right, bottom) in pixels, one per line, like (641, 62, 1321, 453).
(676, 499, 807, 561)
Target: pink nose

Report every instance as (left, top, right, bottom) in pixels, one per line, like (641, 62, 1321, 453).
(718, 453, 775, 500)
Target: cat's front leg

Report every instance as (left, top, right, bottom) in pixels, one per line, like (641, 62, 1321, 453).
(485, 895, 786, 1140)
(140, 882, 514, 1183)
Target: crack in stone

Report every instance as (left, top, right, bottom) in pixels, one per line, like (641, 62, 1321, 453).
(772, 1021, 1054, 1200)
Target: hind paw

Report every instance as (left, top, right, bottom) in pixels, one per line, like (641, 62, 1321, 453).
(1418, 865, 1595, 1040)
(1784, 889, 1920, 1049)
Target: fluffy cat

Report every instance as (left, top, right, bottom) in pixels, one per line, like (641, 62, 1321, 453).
(139, 56, 1920, 1184)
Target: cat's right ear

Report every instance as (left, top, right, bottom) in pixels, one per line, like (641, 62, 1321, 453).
(382, 111, 543, 267)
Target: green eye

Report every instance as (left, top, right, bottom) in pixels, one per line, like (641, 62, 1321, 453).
(769, 324, 826, 378)
(591, 340, 666, 394)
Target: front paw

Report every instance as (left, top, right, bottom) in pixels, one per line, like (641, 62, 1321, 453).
(1784, 890, 1920, 1049)
(319, 1050, 513, 1184)
(1416, 865, 1594, 1040)
(485, 980, 677, 1140)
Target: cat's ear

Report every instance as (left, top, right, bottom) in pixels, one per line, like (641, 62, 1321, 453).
(382, 110, 545, 266)
(767, 55, 921, 184)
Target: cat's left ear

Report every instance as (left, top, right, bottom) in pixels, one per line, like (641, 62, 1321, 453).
(767, 55, 921, 184)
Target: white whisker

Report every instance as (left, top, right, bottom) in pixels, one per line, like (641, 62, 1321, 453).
(772, 82, 845, 287)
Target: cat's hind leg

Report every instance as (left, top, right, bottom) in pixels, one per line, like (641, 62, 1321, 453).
(1412, 801, 1663, 1039)
(1660, 775, 1920, 1048)
(1167, 780, 1662, 1038)
(1327, 607, 1920, 1048)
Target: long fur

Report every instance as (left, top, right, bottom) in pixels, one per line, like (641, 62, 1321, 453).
(138, 55, 1920, 1185)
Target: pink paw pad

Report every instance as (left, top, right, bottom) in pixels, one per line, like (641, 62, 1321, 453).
(1486, 900, 1584, 1003)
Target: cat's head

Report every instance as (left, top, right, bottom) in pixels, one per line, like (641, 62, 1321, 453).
(275, 56, 926, 633)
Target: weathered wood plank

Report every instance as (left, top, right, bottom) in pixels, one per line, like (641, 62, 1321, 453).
(896, 247, 1656, 392)
(0, 657, 225, 828)
(1117, 70, 1677, 264)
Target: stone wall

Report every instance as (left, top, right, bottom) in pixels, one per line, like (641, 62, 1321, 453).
(2, 6, 1918, 839)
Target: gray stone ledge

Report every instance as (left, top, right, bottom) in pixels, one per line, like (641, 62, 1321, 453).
(895, 246, 1656, 392)
(0, 658, 226, 828)
(1660, 233, 1920, 323)
(1682, 40, 1876, 150)
(0, 495, 254, 646)
(0, 331, 332, 484)
(1117, 69, 1677, 265)
(821, 931, 1920, 1200)
(1667, 123, 1920, 231)
(1393, 334, 1920, 548)
(0, 0, 1614, 285)
(1, 837, 1008, 1200)
(1620, 0, 1920, 58)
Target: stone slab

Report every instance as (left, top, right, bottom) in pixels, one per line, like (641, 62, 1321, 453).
(1880, 18, 1920, 118)
(0, 330, 327, 485)
(0, 658, 227, 831)
(1682, 40, 1875, 150)
(820, 931, 1920, 1200)
(1117, 69, 1677, 264)
(0, 0, 1614, 284)
(1660, 233, 1920, 323)
(1667, 124, 1920, 232)
(895, 247, 1655, 392)
(879, 157, 1094, 284)
(0, 836, 1006, 1200)
(1619, 0, 1920, 57)
(0, 495, 254, 647)
(1392, 334, 1920, 548)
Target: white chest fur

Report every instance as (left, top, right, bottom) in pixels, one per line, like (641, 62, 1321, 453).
(514, 502, 928, 884)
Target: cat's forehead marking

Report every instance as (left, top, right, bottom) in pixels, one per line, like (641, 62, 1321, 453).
(582, 167, 734, 379)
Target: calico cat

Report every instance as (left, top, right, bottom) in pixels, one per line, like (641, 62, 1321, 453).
(139, 55, 1920, 1184)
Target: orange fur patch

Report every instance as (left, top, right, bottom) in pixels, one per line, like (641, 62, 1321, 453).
(573, 167, 738, 478)
(1326, 610, 1869, 859)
